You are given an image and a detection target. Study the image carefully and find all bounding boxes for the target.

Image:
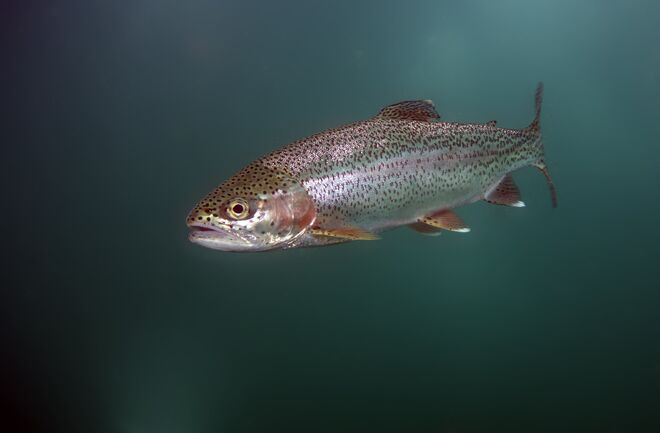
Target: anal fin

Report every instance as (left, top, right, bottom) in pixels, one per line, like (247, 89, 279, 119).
(485, 174, 525, 207)
(418, 209, 470, 233)
(311, 226, 379, 241)
(408, 222, 443, 236)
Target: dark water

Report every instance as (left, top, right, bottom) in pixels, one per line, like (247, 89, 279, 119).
(3, 1, 660, 432)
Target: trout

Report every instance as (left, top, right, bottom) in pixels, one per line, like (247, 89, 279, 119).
(187, 83, 556, 252)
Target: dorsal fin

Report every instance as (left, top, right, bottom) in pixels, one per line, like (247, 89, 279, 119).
(485, 120, 497, 127)
(376, 100, 440, 122)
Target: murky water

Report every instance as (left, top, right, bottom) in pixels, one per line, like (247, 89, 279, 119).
(4, 1, 660, 432)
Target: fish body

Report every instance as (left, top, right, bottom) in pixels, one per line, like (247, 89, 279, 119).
(187, 83, 555, 252)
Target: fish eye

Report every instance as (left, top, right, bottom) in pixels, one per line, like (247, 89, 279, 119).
(227, 199, 249, 220)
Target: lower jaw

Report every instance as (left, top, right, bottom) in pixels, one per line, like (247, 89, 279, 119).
(188, 231, 254, 252)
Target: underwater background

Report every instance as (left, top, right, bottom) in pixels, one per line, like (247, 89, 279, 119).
(3, 0, 660, 432)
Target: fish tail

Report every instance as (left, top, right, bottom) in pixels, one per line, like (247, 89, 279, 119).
(528, 81, 543, 132)
(532, 159, 557, 208)
(528, 82, 557, 208)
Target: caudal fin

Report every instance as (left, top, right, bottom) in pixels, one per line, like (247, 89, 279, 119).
(529, 81, 543, 132)
(532, 159, 557, 208)
(528, 82, 557, 208)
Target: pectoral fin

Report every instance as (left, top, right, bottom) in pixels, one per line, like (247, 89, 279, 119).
(418, 210, 470, 233)
(485, 174, 525, 207)
(311, 227, 380, 241)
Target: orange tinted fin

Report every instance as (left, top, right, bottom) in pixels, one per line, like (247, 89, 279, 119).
(311, 227, 380, 241)
(485, 174, 525, 207)
(419, 210, 470, 233)
(408, 222, 443, 236)
(376, 100, 440, 122)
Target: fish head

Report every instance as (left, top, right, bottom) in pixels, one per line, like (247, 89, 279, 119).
(186, 163, 315, 252)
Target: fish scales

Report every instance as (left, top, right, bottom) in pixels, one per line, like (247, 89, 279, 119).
(186, 83, 555, 252)
(263, 119, 538, 232)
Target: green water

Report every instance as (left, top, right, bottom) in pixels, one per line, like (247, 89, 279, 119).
(3, 1, 660, 432)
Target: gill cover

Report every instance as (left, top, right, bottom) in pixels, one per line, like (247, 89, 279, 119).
(187, 162, 315, 251)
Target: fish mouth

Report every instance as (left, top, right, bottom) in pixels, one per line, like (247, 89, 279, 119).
(188, 225, 217, 233)
(187, 222, 253, 251)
